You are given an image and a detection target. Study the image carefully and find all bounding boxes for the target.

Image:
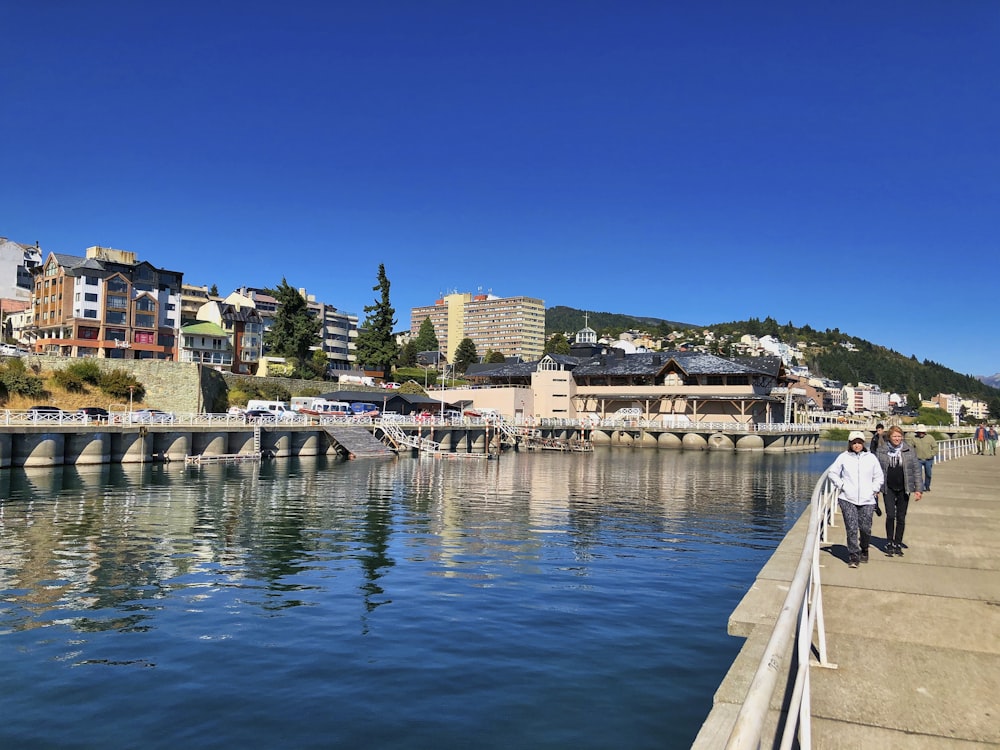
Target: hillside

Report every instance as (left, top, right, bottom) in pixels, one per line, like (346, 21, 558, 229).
(545, 308, 1000, 410)
(546, 306, 699, 337)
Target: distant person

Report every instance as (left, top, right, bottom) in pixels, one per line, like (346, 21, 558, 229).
(910, 425, 938, 492)
(988, 425, 998, 456)
(870, 423, 885, 454)
(876, 426, 923, 556)
(974, 424, 987, 454)
(827, 431, 884, 568)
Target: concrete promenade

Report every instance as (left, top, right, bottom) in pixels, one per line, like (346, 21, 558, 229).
(697, 453, 1000, 748)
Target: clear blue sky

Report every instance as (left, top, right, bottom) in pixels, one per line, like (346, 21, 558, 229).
(3, 2, 998, 377)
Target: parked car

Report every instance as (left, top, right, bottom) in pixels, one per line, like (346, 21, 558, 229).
(77, 407, 110, 422)
(27, 405, 73, 418)
(382, 382, 401, 389)
(131, 408, 175, 424)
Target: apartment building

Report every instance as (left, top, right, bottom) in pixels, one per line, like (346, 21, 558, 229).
(410, 291, 545, 364)
(185, 291, 265, 374)
(303, 291, 358, 372)
(29, 246, 182, 359)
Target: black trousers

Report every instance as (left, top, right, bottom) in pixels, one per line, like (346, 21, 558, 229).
(883, 487, 910, 545)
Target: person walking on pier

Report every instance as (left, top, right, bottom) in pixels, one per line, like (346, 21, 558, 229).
(910, 425, 937, 492)
(827, 431, 884, 568)
(987, 425, 998, 456)
(870, 423, 885, 454)
(876, 425, 922, 556)
(974, 423, 987, 454)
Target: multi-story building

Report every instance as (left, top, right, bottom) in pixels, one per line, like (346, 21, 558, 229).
(410, 290, 545, 364)
(0, 237, 43, 300)
(28, 246, 182, 359)
(303, 291, 357, 372)
(185, 292, 265, 374)
(180, 283, 219, 324)
(841, 382, 890, 414)
(225, 286, 357, 372)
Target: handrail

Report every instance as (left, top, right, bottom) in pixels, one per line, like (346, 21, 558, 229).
(726, 436, 972, 748)
(725, 472, 837, 749)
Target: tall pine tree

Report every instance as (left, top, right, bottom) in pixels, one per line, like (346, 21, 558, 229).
(263, 278, 321, 378)
(355, 264, 398, 379)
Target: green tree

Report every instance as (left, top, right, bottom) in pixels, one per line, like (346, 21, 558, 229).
(412, 317, 439, 353)
(355, 264, 398, 379)
(485, 349, 506, 364)
(263, 279, 322, 378)
(397, 340, 418, 368)
(308, 348, 330, 380)
(544, 332, 571, 355)
(209, 284, 219, 297)
(453, 338, 478, 374)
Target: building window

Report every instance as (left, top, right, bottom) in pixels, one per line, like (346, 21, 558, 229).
(106, 278, 127, 294)
(83, 309, 98, 319)
(106, 311, 126, 325)
(85, 275, 99, 286)
(85, 293, 98, 302)
(107, 296, 127, 309)
(135, 331, 155, 344)
(135, 314, 155, 328)
(135, 297, 156, 312)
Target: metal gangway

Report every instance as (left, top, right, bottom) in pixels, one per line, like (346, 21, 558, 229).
(378, 420, 442, 454)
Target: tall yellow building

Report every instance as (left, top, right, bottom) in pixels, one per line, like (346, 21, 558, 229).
(411, 291, 545, 364)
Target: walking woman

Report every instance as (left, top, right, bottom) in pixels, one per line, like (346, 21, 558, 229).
(876, 425, 923, 556)
(827, 431, 884, 568)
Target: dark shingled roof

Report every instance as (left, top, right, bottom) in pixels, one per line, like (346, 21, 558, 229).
(572, 350, 780, 378)
(466, 350, 784, 382)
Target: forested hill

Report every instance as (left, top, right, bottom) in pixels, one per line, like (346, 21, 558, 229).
(545, 306, 698, 337)
(545, 308, 1000, 407)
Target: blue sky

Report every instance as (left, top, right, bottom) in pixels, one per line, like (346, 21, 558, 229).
(3, 2, 998, 377)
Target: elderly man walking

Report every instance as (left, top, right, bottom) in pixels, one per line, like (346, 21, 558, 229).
(910, 425, 937, 492)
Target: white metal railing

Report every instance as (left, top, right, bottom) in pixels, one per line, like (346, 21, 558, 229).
(936, 437, 975, 461)
(725, 472, 837, 749)
(726, 436, 972, 748)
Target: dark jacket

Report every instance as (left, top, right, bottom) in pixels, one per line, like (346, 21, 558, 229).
(876, 439, 921, 494)
(869, 432, 883, 454)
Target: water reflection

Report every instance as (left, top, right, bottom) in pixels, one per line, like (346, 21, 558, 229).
(0, 449, 834, 749)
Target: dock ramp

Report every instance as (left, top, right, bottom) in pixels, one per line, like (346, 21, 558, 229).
(323, 426, 396, 459)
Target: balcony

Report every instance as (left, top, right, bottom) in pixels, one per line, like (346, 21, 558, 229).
(180, 350, 234, 366)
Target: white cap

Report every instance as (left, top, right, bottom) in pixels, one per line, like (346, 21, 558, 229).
(915, 424, 927, 432)
(848, 431, 866, 442)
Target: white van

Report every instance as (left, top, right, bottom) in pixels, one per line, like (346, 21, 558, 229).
(247, 400, 290, 415)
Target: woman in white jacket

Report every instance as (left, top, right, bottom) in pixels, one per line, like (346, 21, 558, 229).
(827, 431, 885, 568)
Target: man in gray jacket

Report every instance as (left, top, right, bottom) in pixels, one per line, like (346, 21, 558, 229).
(876, 425, 923, 556)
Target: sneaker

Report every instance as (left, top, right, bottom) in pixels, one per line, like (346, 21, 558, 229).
(884, 544, 895, 557)
(860, 550, 869, 564)
(848, 555, 859, 568)
(895, 545, 904, 557)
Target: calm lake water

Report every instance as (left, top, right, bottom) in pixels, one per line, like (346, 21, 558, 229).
(0, 447, 838, 749)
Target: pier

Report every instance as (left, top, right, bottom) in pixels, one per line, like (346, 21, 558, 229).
(695, 446, 1000, 747)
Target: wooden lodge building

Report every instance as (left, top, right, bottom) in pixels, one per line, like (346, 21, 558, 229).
(453, 348, 790, 425)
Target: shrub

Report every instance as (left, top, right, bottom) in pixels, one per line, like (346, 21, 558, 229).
(0, 358, 47, 398)
(98, 369, 145, 401)
(64, 359, 103, 385)
(51, 369, 87, 393)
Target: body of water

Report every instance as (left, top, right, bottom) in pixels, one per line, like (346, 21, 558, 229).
(0, 447, 838, 749)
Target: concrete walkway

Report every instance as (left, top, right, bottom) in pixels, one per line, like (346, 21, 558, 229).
(695, 453, 1000, 748)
